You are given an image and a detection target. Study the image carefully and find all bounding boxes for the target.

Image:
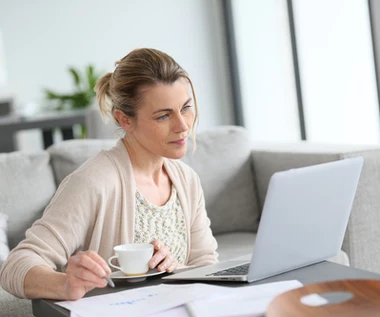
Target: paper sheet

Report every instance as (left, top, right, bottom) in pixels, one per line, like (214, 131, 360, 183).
(70, 306, 190, 317)
(57, 283, 227, 317)
(59, 280, 327, 317)
(145, 306, 190, 317)
(187, 280, 327, 317)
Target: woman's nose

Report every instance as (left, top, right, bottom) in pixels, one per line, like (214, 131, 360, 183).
(173, 114, 189, 133)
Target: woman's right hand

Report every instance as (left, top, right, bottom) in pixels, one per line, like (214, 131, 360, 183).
(64, 250, 111, 300)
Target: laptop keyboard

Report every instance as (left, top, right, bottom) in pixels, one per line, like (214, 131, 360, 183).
(207, 263, 250, 276)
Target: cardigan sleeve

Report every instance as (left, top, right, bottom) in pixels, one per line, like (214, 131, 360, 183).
(186, 174, 218, 266)
(0, 172, 103, 298)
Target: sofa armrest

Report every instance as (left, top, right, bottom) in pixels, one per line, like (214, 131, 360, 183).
(250, 142, 380, 274)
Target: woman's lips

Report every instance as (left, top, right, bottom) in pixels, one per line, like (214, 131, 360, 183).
(170, 138, 186, 145)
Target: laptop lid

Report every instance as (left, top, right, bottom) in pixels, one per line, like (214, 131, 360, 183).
(248, 156, 363, 281)
(163, 157, 363, 283)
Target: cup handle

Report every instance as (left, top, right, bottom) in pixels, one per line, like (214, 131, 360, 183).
(108, 255, 121, 270)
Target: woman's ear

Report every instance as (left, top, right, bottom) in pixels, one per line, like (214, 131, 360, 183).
(114, 109, 135, 133)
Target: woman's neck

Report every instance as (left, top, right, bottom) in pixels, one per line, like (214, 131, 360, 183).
(123, 137, 165, 185)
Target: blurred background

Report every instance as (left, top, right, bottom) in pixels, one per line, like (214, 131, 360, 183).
(1, 0, 380, 152)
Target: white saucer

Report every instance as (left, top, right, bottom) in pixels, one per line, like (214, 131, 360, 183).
(110, 269, 165, 282)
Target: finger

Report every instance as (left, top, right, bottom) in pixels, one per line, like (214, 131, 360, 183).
(157, 253, 175, 272)
(69, 253, 107, 278)
(71, 266, 108, 287)
(66, 273, 107, 289)
(66, 261, 108, 287)
(150, 240, 163, 251)
(149, 245, 169, 269)
(149, 240, 167, 267)
(86, 250, 112, 275)
(166, 260, 178, 273)
(66, 266, 106, 289)
(74, 250, 111, 275)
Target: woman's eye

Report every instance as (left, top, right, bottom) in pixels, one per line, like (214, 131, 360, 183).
(182, 105, 192, 112)
(157, 114, 169, 121)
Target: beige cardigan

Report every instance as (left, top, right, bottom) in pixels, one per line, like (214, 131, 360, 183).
(0, 140, 218, 298)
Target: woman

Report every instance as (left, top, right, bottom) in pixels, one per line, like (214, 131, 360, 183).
(0, 48, 218, 300)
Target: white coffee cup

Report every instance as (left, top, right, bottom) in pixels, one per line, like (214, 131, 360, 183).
(108, 243, 154, 276)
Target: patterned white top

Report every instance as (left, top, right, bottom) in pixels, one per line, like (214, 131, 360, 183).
(134, 186, 188, 264)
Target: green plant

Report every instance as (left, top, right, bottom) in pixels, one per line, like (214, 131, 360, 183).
(44, 65, 100, 110)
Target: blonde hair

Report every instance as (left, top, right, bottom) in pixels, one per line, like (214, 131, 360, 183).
(94, 48, 198, 143)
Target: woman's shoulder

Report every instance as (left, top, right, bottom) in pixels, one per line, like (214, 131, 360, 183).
(68, 150, 125, 188)
(165, 158, 200, 184)
(73, 139, 131, 177)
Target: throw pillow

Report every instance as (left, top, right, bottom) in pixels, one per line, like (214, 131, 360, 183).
(0, 151, 56, 249)
(182, 126, 260, 235)
(0, 212, 10, 267)
(48, 139, 115, 186)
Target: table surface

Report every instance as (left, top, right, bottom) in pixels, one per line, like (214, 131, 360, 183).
(32, 261, 380, 317)
(0, 109, 86, 152)
(0, 109, 85, 130)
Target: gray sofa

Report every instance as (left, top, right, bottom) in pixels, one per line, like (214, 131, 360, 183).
(1, 125, 380, 316)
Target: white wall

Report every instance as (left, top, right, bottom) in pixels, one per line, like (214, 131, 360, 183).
(294, 0, 380, 144)
(0, 0, 234, 151)
(0, 29, 7, 87)
(232, 0, 301, 142)
(231, 0, 380, 145)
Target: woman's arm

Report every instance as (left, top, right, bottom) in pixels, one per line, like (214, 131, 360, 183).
(24, 250, 111, 301)
(187, 175, 219, 266)
(0, 172, 105, 298)
(24, 266, 68, 300)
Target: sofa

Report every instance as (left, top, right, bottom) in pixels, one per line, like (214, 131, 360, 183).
(1, 125, 380, 316)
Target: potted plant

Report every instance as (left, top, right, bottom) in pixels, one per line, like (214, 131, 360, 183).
(44, 65, 101, 137)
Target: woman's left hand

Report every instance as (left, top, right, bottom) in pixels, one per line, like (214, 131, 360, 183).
(149, 240, 178, 273)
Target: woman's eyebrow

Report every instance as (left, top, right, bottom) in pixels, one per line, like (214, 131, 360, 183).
(152, 97, 192, 114)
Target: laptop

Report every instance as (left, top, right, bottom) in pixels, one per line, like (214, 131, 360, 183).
(163, 157, 364, 283)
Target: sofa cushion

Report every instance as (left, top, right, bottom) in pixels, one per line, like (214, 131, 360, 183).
(251, 149, 341, 213)
(215, 232, 256, 262)
(48, 139, 116, 186)
(250, 145, 377, 271)
(183, 126, 260, 235)
(0, 287, 33, 317)
(0, 212, 9, 266)
(0, 152, 56, 249)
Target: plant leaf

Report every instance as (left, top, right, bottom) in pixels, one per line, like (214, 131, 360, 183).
(71, 92, 91, 108)
(86, 64, 98, 92)
(43, 65, 100, 111)
(44, 89, 60, 100)
(69, 67, 81, 90)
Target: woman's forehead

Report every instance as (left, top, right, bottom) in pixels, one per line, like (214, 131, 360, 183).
(140, 81, 191, 110)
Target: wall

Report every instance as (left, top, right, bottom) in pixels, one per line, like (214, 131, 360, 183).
(0, 0, 234, 151)
(230, 0, 380, 145)
(232, 0, 301, 142)
(294, 0, 380, 144)
(0, 30, 7, 87)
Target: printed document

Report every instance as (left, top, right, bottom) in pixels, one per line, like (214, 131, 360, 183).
(56, 280, 326, 317)
(57, 283, 227, 317)
(186, 279, 326, 317)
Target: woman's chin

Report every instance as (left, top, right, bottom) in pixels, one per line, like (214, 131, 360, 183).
(165, 148, 188, 160)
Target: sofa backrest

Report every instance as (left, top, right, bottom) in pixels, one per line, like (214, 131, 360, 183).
(47, 126, 261, 235)
(182, 126, 260, 234)
(48, 139, 115, 185)
(0, 152, 56, 249)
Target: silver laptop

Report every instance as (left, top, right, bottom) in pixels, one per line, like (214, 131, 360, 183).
(163, 157, 364, 283)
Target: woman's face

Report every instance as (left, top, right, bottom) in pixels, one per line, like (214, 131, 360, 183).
(128, 79, 195, 159)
